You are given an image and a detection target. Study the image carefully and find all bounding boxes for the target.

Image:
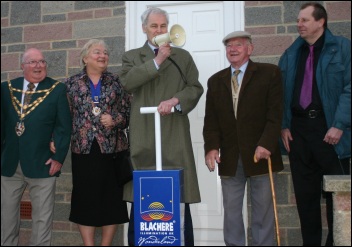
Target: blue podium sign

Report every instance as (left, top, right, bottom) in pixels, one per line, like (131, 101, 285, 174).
(134, 170, 183, 246)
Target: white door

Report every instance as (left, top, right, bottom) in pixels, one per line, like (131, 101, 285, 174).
(126, 1, 245, 245)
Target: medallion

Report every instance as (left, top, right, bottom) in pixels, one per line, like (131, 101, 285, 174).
(92, 106, 101, 116)
(15, 122, 25, 136)
(8, 80, 60, 137)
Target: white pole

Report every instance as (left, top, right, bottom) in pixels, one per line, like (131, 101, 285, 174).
(140, 107, 158, 114)
(154, 112, 162, 171)
(140, 107, 174, 171)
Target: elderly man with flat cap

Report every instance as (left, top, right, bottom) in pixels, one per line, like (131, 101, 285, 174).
(203, 31, 284, 245)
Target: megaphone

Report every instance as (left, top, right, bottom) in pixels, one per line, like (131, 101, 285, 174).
(152, 24, 186, 47)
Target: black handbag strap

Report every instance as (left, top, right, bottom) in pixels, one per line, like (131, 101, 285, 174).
(125, 127, 130, 149)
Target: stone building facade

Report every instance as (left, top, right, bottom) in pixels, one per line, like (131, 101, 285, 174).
(1, 1, 351, 246)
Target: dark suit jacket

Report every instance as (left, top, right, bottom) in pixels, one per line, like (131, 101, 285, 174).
(203, 60, 284, 176)
(1, 77, 72, 178)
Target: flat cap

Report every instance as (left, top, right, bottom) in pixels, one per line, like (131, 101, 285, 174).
(222, 31, 251, 45)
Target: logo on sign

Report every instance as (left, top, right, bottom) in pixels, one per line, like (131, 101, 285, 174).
(140, 177, 174, 222)
(141, 201, 173, 221)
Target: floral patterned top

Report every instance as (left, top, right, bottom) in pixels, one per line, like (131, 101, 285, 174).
(65, 69, 131, 154)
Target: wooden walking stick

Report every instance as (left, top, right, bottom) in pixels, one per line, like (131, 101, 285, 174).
(254, 155, 280, 246)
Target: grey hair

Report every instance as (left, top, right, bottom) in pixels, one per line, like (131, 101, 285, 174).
(22, 48, 43, 63)
(141, 7, 169, 26)
(246, 38, 252, 45)
(79, 39, 109, 69)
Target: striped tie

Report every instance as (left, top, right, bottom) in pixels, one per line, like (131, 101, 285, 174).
(232, 70, 241, 94)
(232, 70, 241, 117)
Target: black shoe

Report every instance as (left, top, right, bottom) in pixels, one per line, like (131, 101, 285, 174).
(325, 233, 333, 246)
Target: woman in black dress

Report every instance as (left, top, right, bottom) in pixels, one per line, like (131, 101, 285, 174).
(53, 39, 131, 245)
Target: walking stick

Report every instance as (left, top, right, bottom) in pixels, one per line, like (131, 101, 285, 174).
(254, 155, 280, 246)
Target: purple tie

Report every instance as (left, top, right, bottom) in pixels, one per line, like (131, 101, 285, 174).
(300, 45, 314, 109)
(154, 48, 159, 56)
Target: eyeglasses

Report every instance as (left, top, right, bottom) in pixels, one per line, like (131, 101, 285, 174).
(23, 60, 47, 67)
(91, 50, 109, 56)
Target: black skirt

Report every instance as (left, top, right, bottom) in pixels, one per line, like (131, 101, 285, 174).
(69, 139, 129, 226)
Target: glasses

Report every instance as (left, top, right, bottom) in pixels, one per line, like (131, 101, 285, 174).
(23, 60, 47, 67)
(91, 50, 109, 56)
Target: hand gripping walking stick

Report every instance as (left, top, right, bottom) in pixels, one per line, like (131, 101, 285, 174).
(254, 155, 280, 246)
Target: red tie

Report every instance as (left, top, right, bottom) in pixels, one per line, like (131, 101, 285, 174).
(300, 45, 314, 109)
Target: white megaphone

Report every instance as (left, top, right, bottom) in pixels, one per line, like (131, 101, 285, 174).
(152, 24, 186, 47)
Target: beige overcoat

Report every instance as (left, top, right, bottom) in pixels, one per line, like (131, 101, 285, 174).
(120, 41, 203, 203)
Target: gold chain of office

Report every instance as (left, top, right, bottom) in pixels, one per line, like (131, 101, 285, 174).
(7, 80, 60, 120)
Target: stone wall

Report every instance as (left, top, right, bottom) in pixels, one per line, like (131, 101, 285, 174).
(324, 175, 351, 246)
(1, 1, 125, 82)
(1, 1, 351, 246)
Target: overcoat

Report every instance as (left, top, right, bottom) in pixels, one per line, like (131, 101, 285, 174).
(1, 77, 72, 178)
(203, 60, 284, 176)
(279, 29, 351, 159)
(120, 41, 203, 203)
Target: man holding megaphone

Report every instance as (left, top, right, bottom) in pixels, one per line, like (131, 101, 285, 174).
(120, 6, 203, 246)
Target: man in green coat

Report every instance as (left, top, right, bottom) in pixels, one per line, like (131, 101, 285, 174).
(1, 48, 72, 246)
(120, 7, 203, 246)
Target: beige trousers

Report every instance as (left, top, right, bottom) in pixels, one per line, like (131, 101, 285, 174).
(1, 164, 56, 246)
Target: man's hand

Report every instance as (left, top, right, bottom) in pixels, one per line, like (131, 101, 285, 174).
(45, 158, 63, 176)
(323, 127, 343, 145)
(205, 150, 220, 172)
(254, 146, 271, 161)
(158, 97, 179, 116)
(281, 128, 293, 153)
(154, 44, 171, 66)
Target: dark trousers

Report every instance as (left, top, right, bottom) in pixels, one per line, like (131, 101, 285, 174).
(289, 116, 350, 246)
(128, 203, 194, 246)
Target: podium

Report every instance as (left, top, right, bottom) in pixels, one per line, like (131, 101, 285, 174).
(133, 107, 182, 246)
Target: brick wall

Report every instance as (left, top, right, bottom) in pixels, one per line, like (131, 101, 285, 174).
(1, 1, 351, 246)
(1, 1, 125, 82)
(245, 1, 351, 65)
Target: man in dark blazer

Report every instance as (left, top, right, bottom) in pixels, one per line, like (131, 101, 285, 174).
(1, 48, 72, 246)
(203, 31, 284, 245)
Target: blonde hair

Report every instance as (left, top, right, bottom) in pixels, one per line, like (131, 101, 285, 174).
(79, 39, 109, 69)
